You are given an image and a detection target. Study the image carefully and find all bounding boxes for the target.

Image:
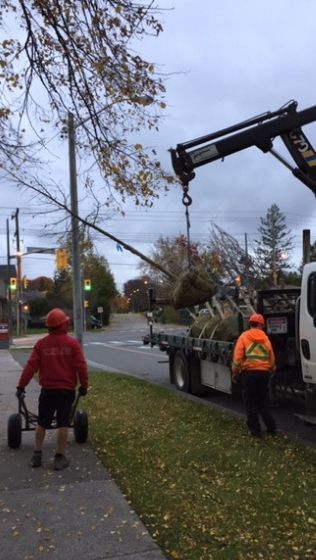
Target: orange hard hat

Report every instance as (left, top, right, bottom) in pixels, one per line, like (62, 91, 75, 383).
(249, 313, 265, 327)
(45, 308, 69, 328)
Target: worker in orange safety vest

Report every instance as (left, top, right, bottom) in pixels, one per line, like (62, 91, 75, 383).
(231, 313, 277, 438)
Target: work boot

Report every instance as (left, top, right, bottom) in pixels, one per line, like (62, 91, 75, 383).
(53, 454, 69, 470)
(30, 450, 42, 468)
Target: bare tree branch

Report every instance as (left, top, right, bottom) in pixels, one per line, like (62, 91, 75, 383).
(0, 0, 175, 209)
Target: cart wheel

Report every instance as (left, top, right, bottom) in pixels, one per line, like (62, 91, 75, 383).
(8, 413, 22, 449)
(73, 410, 88, 443)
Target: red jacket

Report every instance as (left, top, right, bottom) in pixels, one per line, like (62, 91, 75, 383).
(18, 326, 88, 391)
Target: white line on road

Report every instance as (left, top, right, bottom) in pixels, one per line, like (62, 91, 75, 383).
(102, 340, 141, 345)
(85, 341, 163, 358)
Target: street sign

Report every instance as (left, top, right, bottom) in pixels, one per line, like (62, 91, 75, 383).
(26, 247, 56, 254)
(97, 306, 103, 313)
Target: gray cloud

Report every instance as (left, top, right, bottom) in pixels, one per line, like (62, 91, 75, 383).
(2, 0, 316, 289)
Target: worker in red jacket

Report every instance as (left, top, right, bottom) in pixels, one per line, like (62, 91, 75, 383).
(16, 308, 88, 470)
(231, 313, 276, 438)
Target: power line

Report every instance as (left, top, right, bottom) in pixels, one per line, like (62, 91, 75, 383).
(1, 205, 316, 221)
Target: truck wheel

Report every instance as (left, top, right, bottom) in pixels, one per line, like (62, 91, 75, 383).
(168, 349, 176, 384)
(8, 413, 22, 449)
(173, 351, 190, 392)
(73, 410, 89, 443)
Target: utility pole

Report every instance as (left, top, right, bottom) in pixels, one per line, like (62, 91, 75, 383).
(68, 111, 84, 346)
(11, 209, 22, 336)
(66, 97, 153, 346)
(244, 233, 249, 287)
(6, 219, 13, 342)
(303, 229, 311, 265)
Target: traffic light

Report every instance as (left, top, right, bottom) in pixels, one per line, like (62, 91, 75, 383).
(84, 279, 91, 291)
(23, 276, 29, 289)
(84, 300, 89, 308)
(147, 287, 156, 308)
(10, 277, 17, 291)
(56, 249, 68, 271)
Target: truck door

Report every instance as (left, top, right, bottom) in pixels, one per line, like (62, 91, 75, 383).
(299, 262, 316, 385)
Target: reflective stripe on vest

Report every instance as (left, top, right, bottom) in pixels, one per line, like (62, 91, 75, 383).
(245, 342, 269, 362)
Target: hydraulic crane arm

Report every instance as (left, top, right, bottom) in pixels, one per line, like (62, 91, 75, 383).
(170, 101, 316, 195)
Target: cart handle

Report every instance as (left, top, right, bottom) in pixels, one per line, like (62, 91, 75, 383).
(69, 392, 81, 423)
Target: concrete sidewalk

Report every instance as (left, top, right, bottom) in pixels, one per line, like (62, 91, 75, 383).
(0, 349, 167, 560)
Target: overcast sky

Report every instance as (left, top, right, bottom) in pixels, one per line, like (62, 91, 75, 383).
(1, 0, 316, 292)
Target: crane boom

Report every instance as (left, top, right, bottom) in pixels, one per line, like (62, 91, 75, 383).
(170, 101, 316, 194)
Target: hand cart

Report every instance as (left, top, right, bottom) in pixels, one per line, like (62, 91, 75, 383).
(7, 391, 88, 449)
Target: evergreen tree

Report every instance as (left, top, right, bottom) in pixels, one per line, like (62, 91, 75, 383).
(254, 204, 294, 285)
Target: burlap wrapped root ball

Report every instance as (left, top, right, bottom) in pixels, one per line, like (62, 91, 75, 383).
(171, 268, 217, 309)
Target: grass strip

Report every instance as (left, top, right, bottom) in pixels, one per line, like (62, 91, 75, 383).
(85, 371, 316, 560)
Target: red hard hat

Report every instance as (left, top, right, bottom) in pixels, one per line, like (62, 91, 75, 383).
(249, 313, 265, 326)
(45, 308, 69, 328)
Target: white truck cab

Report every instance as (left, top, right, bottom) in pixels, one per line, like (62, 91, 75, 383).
(300, 262, 316, 387)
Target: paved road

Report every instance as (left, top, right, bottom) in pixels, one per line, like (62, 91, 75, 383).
(85, 315, 180, 387)
(12, 313, 316, 448)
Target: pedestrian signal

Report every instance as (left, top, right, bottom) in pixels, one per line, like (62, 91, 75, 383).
(10, 277, 17, 291)
(56, 249, 68, 271)
(84, 279, 91, 291)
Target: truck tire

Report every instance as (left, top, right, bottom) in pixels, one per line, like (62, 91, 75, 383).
(168, 349, 176, 384)
(173, 351, 190, 392)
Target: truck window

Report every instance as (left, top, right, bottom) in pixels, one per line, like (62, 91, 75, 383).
(258, 290, 300, 314)
(307, 272, 316, 316)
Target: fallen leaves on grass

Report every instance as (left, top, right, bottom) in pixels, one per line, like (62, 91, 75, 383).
(85, 371, 316, 560)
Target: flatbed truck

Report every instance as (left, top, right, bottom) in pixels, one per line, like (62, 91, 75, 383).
(150, 102, 316, 416)
(151, 264, 316, 417)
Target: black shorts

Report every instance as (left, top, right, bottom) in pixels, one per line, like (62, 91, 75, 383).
(38, 389, 75, 429)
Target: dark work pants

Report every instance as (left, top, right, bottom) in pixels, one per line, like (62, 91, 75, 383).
(241, 371, 276, 436)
